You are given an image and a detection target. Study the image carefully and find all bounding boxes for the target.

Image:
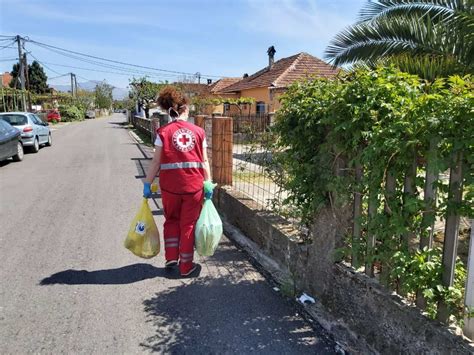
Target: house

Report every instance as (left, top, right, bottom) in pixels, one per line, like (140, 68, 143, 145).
(218, 46, 339, 114)
(0, 72, 13, 88)
(175, 79, 240, 115)
(206, 77, 241, 115)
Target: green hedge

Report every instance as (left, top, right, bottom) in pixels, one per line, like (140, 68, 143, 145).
(59, 104, 85, 122)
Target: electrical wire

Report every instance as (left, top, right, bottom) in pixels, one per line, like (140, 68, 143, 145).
(0, 41, 16, 50)
(37, 59, 181, 80)
(48, 73, 70, 80)
(27, 51, 64, 76)
(25, 38, 222, 78)
(30, 43, 187, 80)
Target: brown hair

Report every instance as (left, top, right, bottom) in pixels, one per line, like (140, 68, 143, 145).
(157, 86, 189, 118)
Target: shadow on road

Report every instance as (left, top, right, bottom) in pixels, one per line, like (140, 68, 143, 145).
(39, 263, 200, 285)
(140, 276, 334, 354)
(140, 243, 335, 353)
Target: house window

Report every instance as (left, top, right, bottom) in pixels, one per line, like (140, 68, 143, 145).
(256, 101, 265, 115)
(223, 103, 230, 113)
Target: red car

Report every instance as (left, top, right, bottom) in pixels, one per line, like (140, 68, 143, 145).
(46, 110, 61, 122)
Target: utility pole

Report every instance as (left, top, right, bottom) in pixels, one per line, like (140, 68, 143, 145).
(74, 74, 78, 96)
(23, 53, 32, 111)
(196, 72, 201, 84)
(16, 35, 27, 111)
(70, 72, 75, 97)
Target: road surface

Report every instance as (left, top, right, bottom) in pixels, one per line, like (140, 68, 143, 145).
(0, 114, 337, 354)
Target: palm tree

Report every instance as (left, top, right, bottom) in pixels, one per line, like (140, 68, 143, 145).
(325, 0, 473, 80)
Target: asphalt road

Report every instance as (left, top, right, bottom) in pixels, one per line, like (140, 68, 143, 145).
(0, 114, 337, 354)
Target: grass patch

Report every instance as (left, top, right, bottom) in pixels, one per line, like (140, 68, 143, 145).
(233, 170, 267, 183)
(133, 128, 153, 146)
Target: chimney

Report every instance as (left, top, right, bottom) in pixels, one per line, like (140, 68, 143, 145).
(267, 46, 276, 69)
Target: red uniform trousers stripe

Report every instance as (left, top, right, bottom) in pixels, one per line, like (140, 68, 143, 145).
(162, 189, 203, 273)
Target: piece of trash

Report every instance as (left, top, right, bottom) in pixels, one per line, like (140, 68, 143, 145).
(297, 293, 316, 304)
(273, 287, 280, 292)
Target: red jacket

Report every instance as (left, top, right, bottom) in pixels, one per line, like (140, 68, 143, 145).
(158, 120, 206, 194)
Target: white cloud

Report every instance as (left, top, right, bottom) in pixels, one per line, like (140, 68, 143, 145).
(241, 0, 359, 43)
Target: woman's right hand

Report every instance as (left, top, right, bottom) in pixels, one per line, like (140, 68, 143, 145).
(143, 182, 152, 198)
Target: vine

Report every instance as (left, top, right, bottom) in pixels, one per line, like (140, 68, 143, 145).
(260, 66, 473, 323)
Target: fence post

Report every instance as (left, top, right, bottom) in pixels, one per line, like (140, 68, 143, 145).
(416, 138, 439, 309)
(402, 151, 418, 251)
(420, 139, 439, 250)
(352, 162, 363, 268)
(463, 219, 474, 338)
(195, 115, 207, 129)
(212, 116, 233, 186)
(151, 117, 159, 144)
(437, 151, 464, 323)
(381, 169, 397, 287)
(365, 187, 377, 277)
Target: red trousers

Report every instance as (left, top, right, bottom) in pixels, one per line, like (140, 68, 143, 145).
(162, 189, 203, 273)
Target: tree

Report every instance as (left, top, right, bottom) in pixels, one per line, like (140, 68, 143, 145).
(28, 61, 49, 93)
(129, 77, 167, 118)
(325, 0, 474, 80)
(9, 60, 49, 93)
(94, 81, 113, 109)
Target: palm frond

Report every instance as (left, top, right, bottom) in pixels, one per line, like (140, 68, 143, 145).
(324, 0, 473, 79)
(358, 0, 466, 22)
(326, 17, 451, 65)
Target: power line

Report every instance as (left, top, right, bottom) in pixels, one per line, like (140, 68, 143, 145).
(0, 41, 16, 50)
(48, 73, 70, 80)
(37, 59, 181, 80)
(25, 38, 221, 78)
(27, 51, 63, 76)
(30, 43, 186, 79)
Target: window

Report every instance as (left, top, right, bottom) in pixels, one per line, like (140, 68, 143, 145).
(30, 114, 41, 125)
(256, 101, 265, 115)
(0, 114, 27, 126)
(223, 103, 230, 113)
(0, 120, 8, 133)
(34, 114, 45, 125)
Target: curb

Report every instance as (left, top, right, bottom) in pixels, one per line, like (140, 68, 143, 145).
(222, 220, 361, 354)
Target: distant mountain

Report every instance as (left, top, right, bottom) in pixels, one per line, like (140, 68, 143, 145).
(49, 81, 129, 100)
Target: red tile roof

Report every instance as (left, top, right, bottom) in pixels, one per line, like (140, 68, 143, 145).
(209, 77, 241, 93)
(221, 53, 339, 93)
(1, 72, 12, 87)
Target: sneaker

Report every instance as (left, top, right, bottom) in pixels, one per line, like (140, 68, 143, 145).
(180, 263, 197, 277)
(165, 260, 178, 268)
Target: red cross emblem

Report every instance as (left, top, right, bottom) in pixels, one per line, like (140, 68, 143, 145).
(172, 128, 196, 152)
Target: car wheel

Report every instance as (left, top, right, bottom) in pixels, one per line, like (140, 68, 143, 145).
(31, 137, 39, 153)
(46, 133, 52, 147)
(12, 142, 24, 162)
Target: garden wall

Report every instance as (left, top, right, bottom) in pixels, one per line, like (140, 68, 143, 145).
(216, 187, 474, 354)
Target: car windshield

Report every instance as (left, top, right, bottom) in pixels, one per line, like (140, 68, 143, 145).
(0, 114, 27, 126)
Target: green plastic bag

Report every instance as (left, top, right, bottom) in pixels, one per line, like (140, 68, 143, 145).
(195, 182, 223, 256)
(124, 198, 160, 259)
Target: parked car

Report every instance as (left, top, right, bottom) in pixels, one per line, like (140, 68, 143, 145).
(46, 109, 61, 122)
(0, 112, 51, 153)
(85, 110, 96, 119)
(0, 119, 23, 162)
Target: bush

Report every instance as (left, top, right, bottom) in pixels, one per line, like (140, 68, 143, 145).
(59, 104, 85, 122)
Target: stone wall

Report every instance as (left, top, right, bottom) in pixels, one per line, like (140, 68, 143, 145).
(215, 187, 473, 354)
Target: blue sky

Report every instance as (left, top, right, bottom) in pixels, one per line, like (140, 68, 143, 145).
(0, 0, 366, 89)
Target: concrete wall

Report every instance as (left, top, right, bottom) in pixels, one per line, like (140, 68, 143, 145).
(216, 187, 474, 354)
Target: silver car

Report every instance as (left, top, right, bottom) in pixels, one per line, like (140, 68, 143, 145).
(0, 112, 51, 153)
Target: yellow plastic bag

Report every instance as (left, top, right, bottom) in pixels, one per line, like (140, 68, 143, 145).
(124, 198, 160, 258)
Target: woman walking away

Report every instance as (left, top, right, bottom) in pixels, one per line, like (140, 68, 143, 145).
(143, 86, 211, 277)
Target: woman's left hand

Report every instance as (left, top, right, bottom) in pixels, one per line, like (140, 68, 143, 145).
(143, 182, 152, 198)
